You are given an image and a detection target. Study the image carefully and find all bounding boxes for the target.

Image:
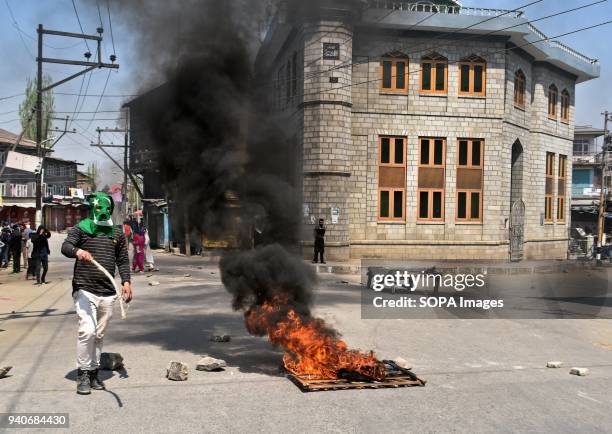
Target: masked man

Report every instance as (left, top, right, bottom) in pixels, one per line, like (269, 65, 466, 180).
(61, 192, 132, 395)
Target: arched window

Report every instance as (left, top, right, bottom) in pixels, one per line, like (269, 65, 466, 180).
(561, 89, 570, 123)
(514, 70, 526, 108)
(421, 52, 447, 94)
(458, 54, 486, 97)
(548, 85, 558, 119)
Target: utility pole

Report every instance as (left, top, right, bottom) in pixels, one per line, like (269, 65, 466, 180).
(49, 116, 77, 149)
(36, 24, 43, 227)
(35, 24, 119, 226)
(95, 122, 137, 221)
(597, 110, 611, 263)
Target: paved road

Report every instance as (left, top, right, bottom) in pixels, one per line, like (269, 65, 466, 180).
(0, 234, 611, 433)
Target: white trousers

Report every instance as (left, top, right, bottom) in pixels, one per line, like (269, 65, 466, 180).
(74, 290, 116, 370)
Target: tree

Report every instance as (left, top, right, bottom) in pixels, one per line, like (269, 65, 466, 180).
(86, 162, 99, 192)
(18, 75, 55, 144)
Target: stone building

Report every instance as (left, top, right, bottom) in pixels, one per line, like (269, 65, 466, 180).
(256, 0, 600, 261)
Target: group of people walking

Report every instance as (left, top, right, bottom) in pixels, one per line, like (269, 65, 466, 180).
(0, 221, 51, 284)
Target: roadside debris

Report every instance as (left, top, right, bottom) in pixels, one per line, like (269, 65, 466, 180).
(184, 274, 191, 278)
(210, 335, 231, 343)
(394, 357, 411, 370)
(100, 353, 124, 370)
(547, 361, 563, 368)
(0, 366, 12, 379)
(149, 281, 160, 286)
(196, 356, 227, 371)
(167, 361, 189, 381)
(570, 367, 589, 376)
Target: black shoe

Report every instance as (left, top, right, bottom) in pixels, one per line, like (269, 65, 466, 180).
(76, 369, 91, 395)
(89, 369, 105, 390)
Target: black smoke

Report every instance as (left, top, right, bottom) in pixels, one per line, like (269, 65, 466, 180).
(105, 0, 317, 312)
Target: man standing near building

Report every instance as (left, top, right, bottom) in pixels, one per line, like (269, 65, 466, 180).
(9, 224, 22, 273)
(312, 218, 326, 264)
(0, 224, 10, 268)
(61, 192, 132, 395)
(21, 222, 32, 274)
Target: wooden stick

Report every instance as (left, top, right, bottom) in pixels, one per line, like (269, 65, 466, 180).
(90, 258, 128, 320)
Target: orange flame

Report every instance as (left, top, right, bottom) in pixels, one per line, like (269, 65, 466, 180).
(245, 295, 386, 380)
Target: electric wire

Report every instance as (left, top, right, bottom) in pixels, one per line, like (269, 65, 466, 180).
(71, 0, 91, 52)
(299, 18, 612, 100)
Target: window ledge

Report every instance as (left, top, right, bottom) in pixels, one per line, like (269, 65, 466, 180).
(377, 220, 406, 225)
(379, 91, 408, 96)
(514, 105, 525, 112)
(561, 120, 570, 125)
(419, 92, 448, 98)
(455, 221, 483, 225)
(458, 95, 486, 100)
(547, 116, 557, 121)
(416, 221, 445, 225)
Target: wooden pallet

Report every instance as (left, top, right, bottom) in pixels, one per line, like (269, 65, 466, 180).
(286, 371, 426, 392)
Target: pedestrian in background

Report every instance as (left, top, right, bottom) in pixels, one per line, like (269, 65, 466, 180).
(25, 233, 35, 280)
(132, 231, 145, 273)
(22, 222, 32, 272)
(9, 224, 22, 273)
(32, 226, 51, 285)
(0, 225, 10, 268)
(312, 218, 326, 264)
(143, 227, 157, 271)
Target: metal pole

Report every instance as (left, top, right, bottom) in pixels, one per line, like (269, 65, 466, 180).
(597, 110, 609, 262)
(35, 24, 43, 227)
(123, 112, 129, 221)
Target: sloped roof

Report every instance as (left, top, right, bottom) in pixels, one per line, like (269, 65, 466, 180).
(0, 128, 37, 148)
(575, 125, 605, 138)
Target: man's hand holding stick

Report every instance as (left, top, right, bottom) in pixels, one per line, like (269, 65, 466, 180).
(76, 249, 132, 319)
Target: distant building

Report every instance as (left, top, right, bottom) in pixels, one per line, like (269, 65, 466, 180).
(256, 0, 600, 261)
(76, 170, 94, 195)
(571, 126, 607, 234)
(0, 128, 86, 229)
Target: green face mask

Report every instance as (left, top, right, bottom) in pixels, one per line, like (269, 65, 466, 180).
(79, 192, 115, 237)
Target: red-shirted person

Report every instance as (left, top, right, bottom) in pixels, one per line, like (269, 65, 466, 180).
(132, 232, 145, 273)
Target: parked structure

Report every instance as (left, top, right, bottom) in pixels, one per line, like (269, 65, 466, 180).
(256, 0, 600, 260)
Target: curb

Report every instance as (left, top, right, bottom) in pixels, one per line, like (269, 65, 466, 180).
(311, 261, 612, 276)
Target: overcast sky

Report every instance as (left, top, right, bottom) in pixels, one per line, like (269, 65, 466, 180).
(0, 0, 611, 173)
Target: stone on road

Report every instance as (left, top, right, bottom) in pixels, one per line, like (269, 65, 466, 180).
(100, 353, 124, 371)
(196, 356, 227, 371)
(570, 367, 590, 376)
(166, 361, 189, 381)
